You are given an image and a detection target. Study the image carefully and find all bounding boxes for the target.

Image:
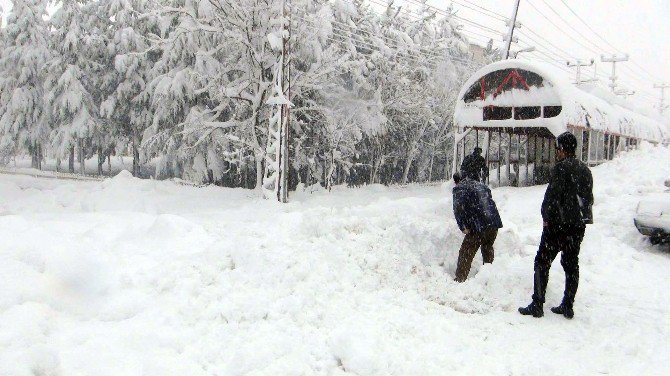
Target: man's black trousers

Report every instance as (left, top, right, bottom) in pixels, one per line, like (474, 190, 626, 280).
(532, 226, 586, 307)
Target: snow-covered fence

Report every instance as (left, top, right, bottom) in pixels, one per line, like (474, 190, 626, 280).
(0, 168, 103, 182)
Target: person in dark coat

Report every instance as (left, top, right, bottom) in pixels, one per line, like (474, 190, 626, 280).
(460, 147, 489, 182)
(452, 172, 503, 282)
(519, 132, 593, 319)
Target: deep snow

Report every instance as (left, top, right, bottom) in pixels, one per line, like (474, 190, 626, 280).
(1, 146, 669, 375)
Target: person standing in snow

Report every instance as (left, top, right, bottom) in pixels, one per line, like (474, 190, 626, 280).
(460, 147, 489, 183)
(519, 132, 593, 319)
(452, 172, 503, 282)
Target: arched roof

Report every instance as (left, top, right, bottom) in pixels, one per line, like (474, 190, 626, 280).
(454, 60, 670, 143)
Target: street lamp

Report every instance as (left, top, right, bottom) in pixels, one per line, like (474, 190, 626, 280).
(512, 46, 535, 59)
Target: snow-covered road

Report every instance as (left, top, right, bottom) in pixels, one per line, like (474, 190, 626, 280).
(1, 146, 669, 375)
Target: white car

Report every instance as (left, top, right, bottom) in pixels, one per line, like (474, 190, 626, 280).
(634, 179, 670, 245)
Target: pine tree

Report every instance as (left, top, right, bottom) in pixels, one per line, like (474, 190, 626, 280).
(99, 0, 159, 177)
(0, 0, 51, 169)
(44, 0, 99, 174)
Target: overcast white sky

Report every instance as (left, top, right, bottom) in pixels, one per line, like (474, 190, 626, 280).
(431, 0, 670, 111)
(1, 0, 669, 111)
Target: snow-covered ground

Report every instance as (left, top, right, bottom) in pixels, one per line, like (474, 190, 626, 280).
(1, 145, 669, 375)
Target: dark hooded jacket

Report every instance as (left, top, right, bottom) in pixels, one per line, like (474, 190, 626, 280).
(460, 152, 488, 181)
(541, 156, 594, 229)
(453, 178, 503, 233)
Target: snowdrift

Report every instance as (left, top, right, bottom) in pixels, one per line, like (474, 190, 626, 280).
(1, 146, 670, 374)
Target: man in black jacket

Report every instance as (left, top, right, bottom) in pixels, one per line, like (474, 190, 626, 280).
(519, 132, 593, 319)
(461, 147, 489, 182)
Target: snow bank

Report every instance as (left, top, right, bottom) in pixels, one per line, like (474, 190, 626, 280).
(1, 146, 670, 374)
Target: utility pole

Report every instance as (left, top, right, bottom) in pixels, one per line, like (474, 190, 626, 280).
(566, 59, 594, 85)
(601, 53, 629, 92)
(503, 0, 522, 60)
(265, 0, 291, 202)
(278, 0, 291, 203)
(615, 88, 635, 100)
(653, 83, 670, 114)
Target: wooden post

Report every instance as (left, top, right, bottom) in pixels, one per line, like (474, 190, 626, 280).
(586, 130, 592, 165)
(576, 129, 583, 161)
(516, 133, 521, 186)
(463, 130, 468, 161)
(596, 131, 602, 164)
(507, 130, 512, 186)
(524, 134, 529, 186)
(497, 130, 502, 185)
(541, 137, 547, 182)
(483, 130, 491, 185)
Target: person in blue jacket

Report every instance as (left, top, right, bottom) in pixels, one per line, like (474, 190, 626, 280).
(452, 172, 503, 282)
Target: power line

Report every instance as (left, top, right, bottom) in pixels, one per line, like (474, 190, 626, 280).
(293, 5, 471, 63)
(523, 51, 575, 75)
(524, 0, 601, 56)
(516, 29, 573, 60)
(458, 28, 498, 41)
(400, 0, 506, 35)
(521, 4, 656, 97)
(293, 12, 444, 61)
(536, 0, 605, 53)
(296, 19, 438, 66)
(294, 15, 480, 68)
(452, 15, 504, 35)
(450, 0, 508, 22)
(410, 0, 654, 99)
(529, 0, 662, 97)
(359, 0, 510, 59)
(556, 0, 622, 53)
(628, 61, 663, 83)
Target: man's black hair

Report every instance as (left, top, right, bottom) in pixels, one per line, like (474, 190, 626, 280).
(556, 132, 578, 155)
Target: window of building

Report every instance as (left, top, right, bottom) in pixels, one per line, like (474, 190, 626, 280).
(543, 106, 562, 118)
(483, 106, 513, 121)
(514, 106, 541, 120)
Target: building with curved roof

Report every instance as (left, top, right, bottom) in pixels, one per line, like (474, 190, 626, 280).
(451, 60, 670, 186)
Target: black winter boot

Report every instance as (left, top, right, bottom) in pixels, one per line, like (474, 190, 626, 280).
(518, 302, 543, 318)
(550, 304, 574, 319)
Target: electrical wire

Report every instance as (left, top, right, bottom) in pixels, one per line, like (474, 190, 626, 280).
(293, 13, 472, 65)
(524, 0, 601, 56)
(536, 0, 606, 53)
(351, 0, 507, 61)
(452, 0, 508, 21)
(294, 16, 479, 69)
(556, 0, 622, 54)
(526, 0, 661, 97)
(559, 0, 658, 85)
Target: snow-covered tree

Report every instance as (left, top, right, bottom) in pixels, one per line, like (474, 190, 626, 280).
(141, 0, 234, 184)
(99, 0, 160, 177)
(44, 0, 100, 174)
(0, 0, 51, 168)
(0, 0, 490, 189)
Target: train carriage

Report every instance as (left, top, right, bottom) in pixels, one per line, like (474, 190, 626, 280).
(452, 60, 670, 186)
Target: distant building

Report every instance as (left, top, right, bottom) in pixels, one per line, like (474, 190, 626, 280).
(469, 44, 488, 63)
